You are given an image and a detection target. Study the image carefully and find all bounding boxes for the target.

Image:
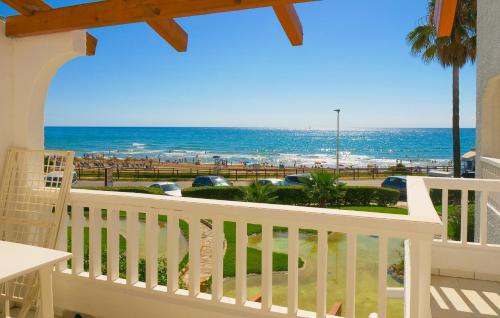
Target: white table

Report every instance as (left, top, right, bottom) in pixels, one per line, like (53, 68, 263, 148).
(0, 240, 71, 318)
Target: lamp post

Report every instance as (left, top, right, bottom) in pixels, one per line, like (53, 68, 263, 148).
(334, 109, 341, 176)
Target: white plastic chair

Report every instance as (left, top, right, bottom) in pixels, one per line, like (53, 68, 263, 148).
(0, 148, 74, 318)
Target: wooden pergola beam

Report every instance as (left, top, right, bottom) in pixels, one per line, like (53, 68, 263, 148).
(5, 0, 313, 39)
(2, 0, 51, 15)
(3, 1, 186, 52)
(147, 18, 188, 52)
(86, 32, 97, 56)
(273, 3, 302, 46)
(434, 0, 458, 37)
(3, 0, 98, 56)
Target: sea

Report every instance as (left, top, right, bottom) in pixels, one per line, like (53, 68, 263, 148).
(45, 127, 476, 168)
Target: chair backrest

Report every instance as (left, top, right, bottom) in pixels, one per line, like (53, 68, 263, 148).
(0, 148, 74, 249)
(0, 148, 74, 316)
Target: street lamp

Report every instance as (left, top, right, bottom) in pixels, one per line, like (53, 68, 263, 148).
(334, 109, 341, 175)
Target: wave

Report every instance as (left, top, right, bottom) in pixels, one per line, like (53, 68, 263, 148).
(77, 147, 451, 168)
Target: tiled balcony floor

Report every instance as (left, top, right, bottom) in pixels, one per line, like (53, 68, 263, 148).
(432, 275, 500, 317)
(4, 275, 500, 318)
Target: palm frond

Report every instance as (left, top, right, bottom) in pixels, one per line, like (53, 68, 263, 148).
(406, 0, 476, 69)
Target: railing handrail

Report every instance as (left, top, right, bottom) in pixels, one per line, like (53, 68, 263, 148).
(481, 156, 500, 169)
(69, 186, 441, 237)
(423, 176, 500, 192)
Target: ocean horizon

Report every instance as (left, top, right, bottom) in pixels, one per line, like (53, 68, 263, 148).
(45, 127, 476, 168)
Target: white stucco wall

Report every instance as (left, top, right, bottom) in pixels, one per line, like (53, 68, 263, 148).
(476, 1, 500, 243)
(0, 20, 87, 180)
(477, 0, 500, 162)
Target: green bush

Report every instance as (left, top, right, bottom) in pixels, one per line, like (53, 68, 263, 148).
(182, 185, 400, 207)
(429, 189, 476, 205)
(375, 188, 400, 206)
(272, 186, 309, 205)
(182, 186, 245, 201)
(342, 186, 399, 206)
(245, 183, 278, 203)
(447, 203, 475, 242)
(343, 186, 376, 205)
(182, 186, 309, 205)
(80, 186, 165, 195)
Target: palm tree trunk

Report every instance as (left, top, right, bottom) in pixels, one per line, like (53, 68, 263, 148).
(452, 64, 461, 178)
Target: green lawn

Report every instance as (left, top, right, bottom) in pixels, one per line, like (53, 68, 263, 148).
(339, 205, 408, 215)
(221, 222, 303, 278)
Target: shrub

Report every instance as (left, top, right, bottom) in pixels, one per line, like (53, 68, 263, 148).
(447, 203, 475, 242)
(245, 183, 278, 203)
(304, 171, 345, 208)
(80, 186, 165, 195)
(342, 186, 399, 206)
(429, 189, 476, 205)
(343, 186, 376, 205)
(182, 186, 245, 201)
(375, 188, 400, 206)
(272, 186, 309, 205)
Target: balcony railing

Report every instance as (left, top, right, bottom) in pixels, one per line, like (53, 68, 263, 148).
(425, 176, 500, 281)
(53, 177, 443, 318)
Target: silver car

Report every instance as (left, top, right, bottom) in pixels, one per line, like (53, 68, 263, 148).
(149, 182, 182, 197)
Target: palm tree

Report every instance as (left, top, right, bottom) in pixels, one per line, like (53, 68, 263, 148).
(407, 0, 476, 178)
(245, 182, 277, 204)
(304, 171, 344, 208)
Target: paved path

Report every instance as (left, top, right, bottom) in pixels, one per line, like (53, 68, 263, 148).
(181, 219, 225, 287)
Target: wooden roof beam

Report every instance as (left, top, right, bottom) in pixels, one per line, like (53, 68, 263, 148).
(434, 0, 458, 37)
(273, 3, 302, 46)
(5, 0, 315, 39)
(147, 18, 188, 52)
(3, 0, 98, 56)
(2, 0, 51, 15)
(3, 1, 185, 53)
(86, 32, 97, 56)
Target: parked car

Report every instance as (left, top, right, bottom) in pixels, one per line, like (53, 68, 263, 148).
(192, 176, 233, 187)
(381, 176, 407, 200)
(149, 182, 182, 197)
(45, 171, 78, 187)
(256, 178, 285, 186)
(284, 173, 312, 186)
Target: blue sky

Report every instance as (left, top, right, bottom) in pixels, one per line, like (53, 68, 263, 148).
(1, 1, 476, 129)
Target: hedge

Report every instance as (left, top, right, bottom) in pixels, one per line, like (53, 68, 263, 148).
(340, 186, 399, 206)
(271, 186, 309, 205)
(182, 185, 400, 207)
(181, 186, 245, 201)
(80, 186, 165, 195)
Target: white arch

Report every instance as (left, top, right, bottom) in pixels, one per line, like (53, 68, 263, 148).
(0, 21, 88, 178)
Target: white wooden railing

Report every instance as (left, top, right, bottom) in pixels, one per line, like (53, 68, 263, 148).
(424, 177, 500, 281)
(53, 178, 441, 318)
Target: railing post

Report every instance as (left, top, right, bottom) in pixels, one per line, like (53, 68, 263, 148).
(404, 237, 432, 318)
(89, 206, 102, 279)
(235, 221, 247, 306)
(71, 204, 84, 275)
(107, 209, 120, 282)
